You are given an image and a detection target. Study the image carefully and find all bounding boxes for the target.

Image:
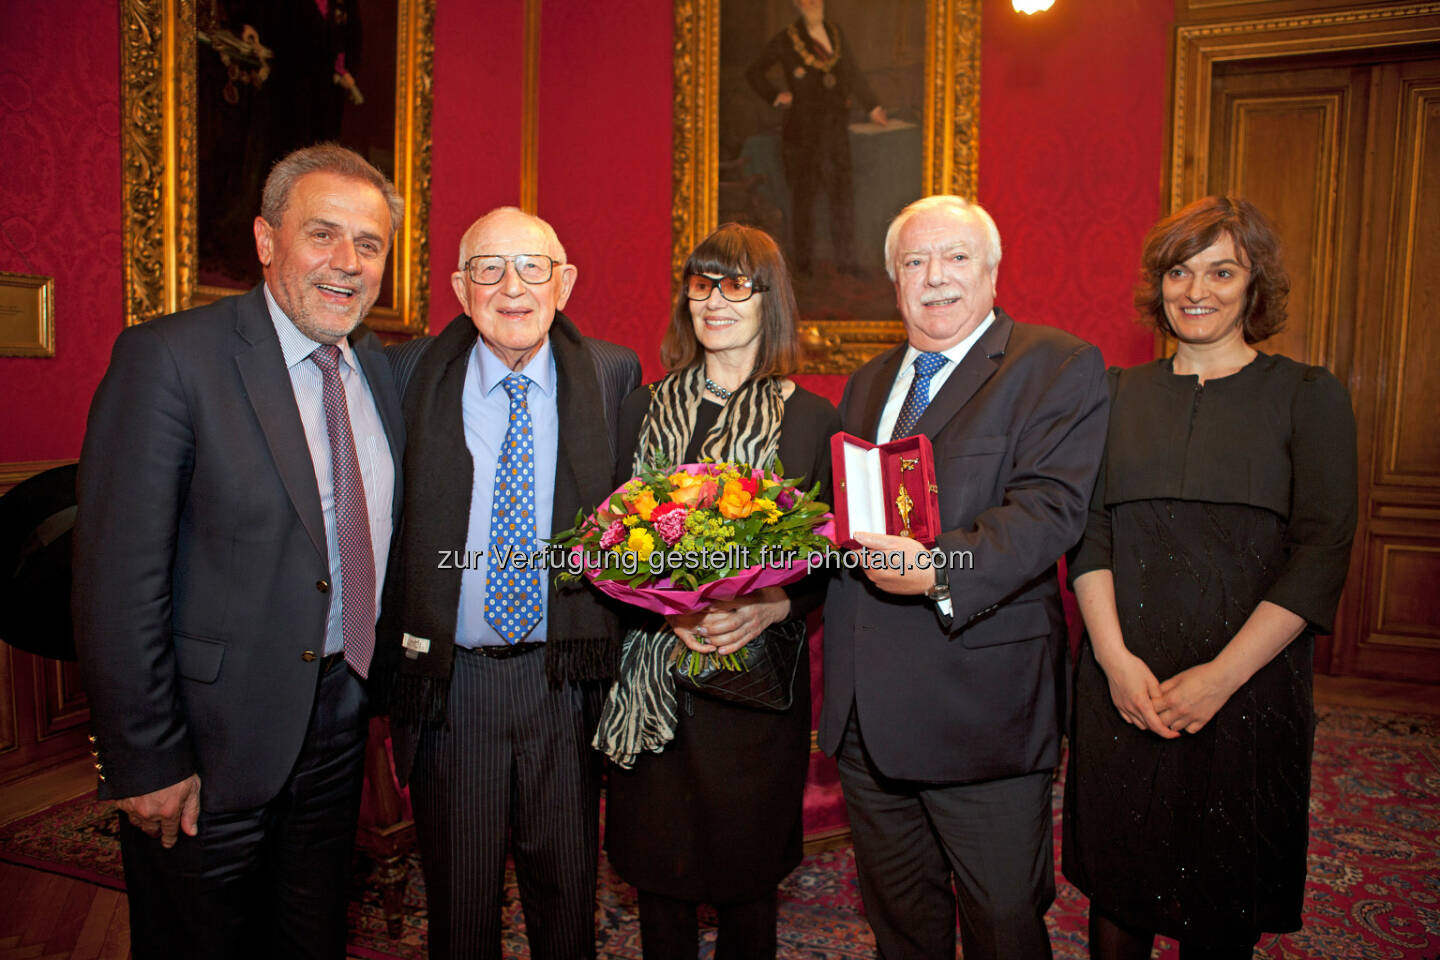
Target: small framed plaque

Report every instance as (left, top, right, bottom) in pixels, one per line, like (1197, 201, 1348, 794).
(0, 272, 55, 357)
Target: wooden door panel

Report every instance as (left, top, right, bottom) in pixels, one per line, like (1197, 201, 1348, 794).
(1351, 530, 1440, 680)
(1345, 63, 1440, 682)
(1209, 63, 1367, 369)
(0, 647, 15, 757)
(35, 658, 89, 740)
(1377, 78, 1440, 485)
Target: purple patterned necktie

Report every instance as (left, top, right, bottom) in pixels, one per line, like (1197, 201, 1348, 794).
(890, 351, 949, 441)
(310, 344, 376, 678)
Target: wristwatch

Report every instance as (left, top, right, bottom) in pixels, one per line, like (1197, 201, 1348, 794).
(924, 555, 951, 603)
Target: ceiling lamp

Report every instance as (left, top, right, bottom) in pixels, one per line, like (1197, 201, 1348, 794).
(1013, 0, 1055, 12)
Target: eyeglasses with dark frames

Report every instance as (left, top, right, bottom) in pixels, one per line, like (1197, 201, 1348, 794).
(462, 254, 559, 285)
(684, 273, 769, 303)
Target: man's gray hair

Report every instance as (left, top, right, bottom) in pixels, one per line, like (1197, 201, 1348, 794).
(456, 207, 569, 268)
(260, 143, 404, 237)
(883, 195, 1002, 280)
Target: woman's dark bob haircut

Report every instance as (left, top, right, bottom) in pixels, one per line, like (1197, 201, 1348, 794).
(1135, 195, 1289, 344)
(661, 222, 802, 378)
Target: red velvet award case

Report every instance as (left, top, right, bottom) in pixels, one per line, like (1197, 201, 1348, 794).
(829, 432, 941, 549)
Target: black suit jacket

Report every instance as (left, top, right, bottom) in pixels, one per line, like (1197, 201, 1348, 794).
(73, 286, 405, 811)
(819, 308, 1108, 783)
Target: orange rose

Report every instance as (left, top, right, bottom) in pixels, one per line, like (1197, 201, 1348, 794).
(668, 473, 717, 508)
(717, 479, 757, 519)
(627, 488, 659, 521)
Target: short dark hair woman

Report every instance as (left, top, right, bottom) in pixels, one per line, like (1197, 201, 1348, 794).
(1062, 196, 1358, 959)
(597, 223, 840, 959)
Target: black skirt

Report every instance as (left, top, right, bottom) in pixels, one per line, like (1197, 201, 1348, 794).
(604, 654, 812, 903)
(1063, 499, 1315, 940)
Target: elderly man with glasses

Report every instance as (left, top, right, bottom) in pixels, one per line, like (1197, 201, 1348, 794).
(375, 207, 640, 960)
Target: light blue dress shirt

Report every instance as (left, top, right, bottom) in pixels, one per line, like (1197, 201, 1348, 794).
(455, 340, 559, 647)
(264, 286, 395, 656)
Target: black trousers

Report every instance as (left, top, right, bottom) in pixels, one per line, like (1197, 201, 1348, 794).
(837, 711, 1055, 960)
(637, 889, 779, 960)
(119, 662, 369, 960)
(410, 646, 601, 960)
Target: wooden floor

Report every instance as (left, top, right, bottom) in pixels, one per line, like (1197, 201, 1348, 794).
(0, 864, 127, 960)
(0, 674, 1433, 959)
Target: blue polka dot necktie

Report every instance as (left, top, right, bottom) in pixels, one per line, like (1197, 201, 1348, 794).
(485, 373, 542, 643)
(890, 352, 950, 441)
(309, 344, 375, 677)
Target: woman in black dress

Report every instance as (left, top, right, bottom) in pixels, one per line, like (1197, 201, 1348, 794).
(1063, 196, 1357, 959)
(596, 223, 839, 959)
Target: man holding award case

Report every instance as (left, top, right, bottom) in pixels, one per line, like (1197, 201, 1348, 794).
(822, 195, 1109, 960)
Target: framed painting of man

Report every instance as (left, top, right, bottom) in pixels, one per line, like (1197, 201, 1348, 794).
(675, 0, 979, 374)
(121, 0, 434, 334)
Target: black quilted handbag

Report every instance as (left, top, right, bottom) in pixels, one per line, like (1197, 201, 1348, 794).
(671, 617, 806, 711)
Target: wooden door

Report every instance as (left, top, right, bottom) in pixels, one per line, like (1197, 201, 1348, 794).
(1206, 48, 1440, 682)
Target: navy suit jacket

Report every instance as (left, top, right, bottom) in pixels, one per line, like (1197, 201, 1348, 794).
(73, 286, 405, 811)
(819, 307, 1108, 783)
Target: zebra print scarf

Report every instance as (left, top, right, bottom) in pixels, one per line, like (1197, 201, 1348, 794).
(632, 363, 785, 473)
(593, 364, 786, 768)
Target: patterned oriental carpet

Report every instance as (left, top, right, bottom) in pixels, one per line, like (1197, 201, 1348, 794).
(0, 705, 1435, 959)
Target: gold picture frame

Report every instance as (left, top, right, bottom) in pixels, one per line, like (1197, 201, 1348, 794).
(0, 272, 56, 357)
(120, 0, 435, 333)
(673, 0, 980, 374)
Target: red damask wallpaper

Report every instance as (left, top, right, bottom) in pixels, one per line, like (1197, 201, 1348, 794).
(424, 0, 526, 334)
(980, 0, 1169, 371)
(535, 0, 675, 383)
(0, 0, 122, 462)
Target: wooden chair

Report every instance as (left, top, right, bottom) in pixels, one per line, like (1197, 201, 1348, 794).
(355, 717, 415, 938)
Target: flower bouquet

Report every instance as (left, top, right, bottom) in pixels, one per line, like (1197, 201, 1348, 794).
(551, 457, 836, 677)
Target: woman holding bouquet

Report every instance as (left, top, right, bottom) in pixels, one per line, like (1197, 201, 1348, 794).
(598, 223, 840, 959)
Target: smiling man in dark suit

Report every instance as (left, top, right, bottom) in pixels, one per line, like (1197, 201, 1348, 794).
(73, 144, 405, 959)
(819, 195, 1109, 960)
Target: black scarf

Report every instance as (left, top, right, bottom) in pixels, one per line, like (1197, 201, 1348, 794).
(380, 311, 623, 728)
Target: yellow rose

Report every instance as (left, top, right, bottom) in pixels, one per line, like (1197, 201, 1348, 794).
(625, 527, 656, 559)
(717, 479, 757, 519)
